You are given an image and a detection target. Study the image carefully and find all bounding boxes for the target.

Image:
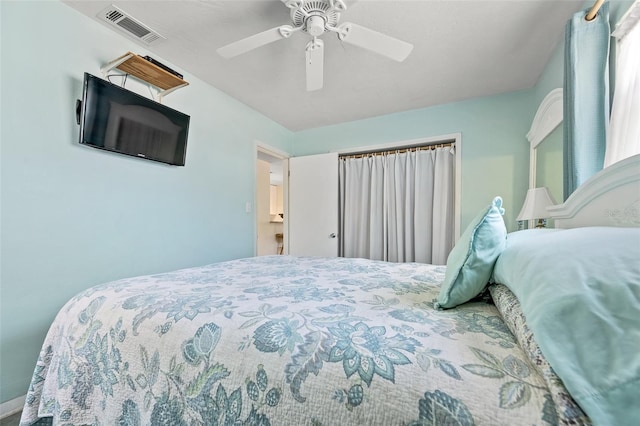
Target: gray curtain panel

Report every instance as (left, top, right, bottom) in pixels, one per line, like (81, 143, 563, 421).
(339, 146, 454, 264)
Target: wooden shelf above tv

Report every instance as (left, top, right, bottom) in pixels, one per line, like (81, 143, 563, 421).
(101, 52, 189, 100)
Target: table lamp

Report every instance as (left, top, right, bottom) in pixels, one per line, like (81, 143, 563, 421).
(516, 187, 557, 228)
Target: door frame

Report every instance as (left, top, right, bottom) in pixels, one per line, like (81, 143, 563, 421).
(255, 141, 290, 256)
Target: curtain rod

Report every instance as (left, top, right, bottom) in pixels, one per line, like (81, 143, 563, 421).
(339, 142, 453, 159)
(586, 0, 605, 21)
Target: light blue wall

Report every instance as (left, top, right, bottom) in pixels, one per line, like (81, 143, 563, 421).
(0, 1, 293, 402)
(293, 91, 536, 233)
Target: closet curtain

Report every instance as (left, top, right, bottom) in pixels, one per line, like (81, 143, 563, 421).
(339, 146, 454, 265)
(563, 2, 610, 200)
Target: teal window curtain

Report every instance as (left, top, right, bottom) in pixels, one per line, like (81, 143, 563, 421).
(563, 3, 611, 200)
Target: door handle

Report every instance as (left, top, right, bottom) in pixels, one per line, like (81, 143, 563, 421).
(329, 233, 337, 238)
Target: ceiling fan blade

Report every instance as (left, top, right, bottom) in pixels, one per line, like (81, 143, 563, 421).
(305, 39, 324, 91)
(217, 26, 294, 58)
(337, 22, 413, 62)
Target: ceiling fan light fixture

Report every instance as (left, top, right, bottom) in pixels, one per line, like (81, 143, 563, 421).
(306, 15, 326, 36)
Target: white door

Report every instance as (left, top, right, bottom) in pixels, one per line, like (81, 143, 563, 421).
(288, 152, 338, 257)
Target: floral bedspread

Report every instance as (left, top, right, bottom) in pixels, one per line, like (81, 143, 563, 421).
(22, 256, 563, 425)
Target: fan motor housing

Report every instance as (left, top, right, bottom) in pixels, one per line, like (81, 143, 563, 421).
(291, 0, 340, 33)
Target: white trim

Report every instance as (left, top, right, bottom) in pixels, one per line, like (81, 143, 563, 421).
(255, 141, 290, 160)
(548, 153, 640, 228)
(454, 136, 462, 240)
(282, 160, 289, 255)
(527, 88, 563, 150)
(0, 394, 25, 419)
(333, 133, 462, 240)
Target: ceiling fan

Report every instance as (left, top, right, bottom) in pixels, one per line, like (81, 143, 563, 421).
(216, 0, 413, 91)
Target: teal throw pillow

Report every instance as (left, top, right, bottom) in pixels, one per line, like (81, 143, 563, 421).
(435, 196, 507, 309)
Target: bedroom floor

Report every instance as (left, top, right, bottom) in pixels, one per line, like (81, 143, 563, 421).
(0, 412, 20, 426)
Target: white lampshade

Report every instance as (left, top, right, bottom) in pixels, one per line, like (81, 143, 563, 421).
(516, 187, 557, 221)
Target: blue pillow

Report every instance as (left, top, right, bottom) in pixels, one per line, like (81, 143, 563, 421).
(492, 227, 640, 426)
(435, 196, 507, 309)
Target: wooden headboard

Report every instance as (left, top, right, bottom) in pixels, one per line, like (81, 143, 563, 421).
(548, 154, 640, 228)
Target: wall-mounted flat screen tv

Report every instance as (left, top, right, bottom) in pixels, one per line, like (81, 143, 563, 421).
(78, 73, 190, 166)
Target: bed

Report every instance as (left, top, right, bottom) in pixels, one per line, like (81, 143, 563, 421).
(20, 154, 640, 425)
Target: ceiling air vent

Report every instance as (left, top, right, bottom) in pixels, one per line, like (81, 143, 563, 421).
(98, 5, 165, 45)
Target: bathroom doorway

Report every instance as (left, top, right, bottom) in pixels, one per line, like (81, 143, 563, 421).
(256, 144, 289, 256)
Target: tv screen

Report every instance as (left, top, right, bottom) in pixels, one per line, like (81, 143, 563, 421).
(78, 73, 190, 166)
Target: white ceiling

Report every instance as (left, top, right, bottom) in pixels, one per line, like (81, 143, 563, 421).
(64, 0, 584, 131)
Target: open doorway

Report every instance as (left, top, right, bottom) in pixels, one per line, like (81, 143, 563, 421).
(256, 144, 289, 256)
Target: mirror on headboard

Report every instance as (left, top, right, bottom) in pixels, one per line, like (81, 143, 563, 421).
(523, 88, 563, 228)
(535, 125, 563, 204)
